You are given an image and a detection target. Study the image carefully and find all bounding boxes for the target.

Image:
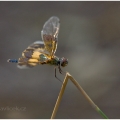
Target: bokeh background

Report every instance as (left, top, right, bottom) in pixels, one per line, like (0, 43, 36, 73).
(0, 1, 120, 119)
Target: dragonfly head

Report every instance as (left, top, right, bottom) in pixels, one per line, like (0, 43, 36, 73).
(60, 57, 68, 67)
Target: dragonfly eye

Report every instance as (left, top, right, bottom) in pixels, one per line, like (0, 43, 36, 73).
(60, 57, 68, 67)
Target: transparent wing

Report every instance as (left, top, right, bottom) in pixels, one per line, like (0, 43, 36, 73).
(41, 16, 60, 58)
(17, 41, 50, 69)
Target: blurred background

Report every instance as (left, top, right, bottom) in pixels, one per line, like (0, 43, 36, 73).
(0, 1, 120, 119)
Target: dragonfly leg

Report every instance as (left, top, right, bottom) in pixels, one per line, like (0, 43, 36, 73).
(58, 65, 65, 75)
(54, 67, 62, 83)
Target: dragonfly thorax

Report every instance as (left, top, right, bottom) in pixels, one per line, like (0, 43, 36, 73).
(47, 56, 68, 67)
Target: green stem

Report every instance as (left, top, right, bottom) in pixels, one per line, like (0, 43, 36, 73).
(96, 107, 108, 119)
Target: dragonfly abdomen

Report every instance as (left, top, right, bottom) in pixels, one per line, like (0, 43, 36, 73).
(7, 59, 18, 63)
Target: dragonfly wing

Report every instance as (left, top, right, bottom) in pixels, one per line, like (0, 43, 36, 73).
(41, 16, 60, 58)
(22, 41, 49, 58)
(17, 57, 39, 69)
(17, 41, 50, 69)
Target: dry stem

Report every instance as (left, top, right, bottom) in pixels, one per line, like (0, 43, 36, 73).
(51, 72, 108, 119)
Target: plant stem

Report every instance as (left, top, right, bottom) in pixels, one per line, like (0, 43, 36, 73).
(51, 73, 68, 119)
(51, 72, 108, 119)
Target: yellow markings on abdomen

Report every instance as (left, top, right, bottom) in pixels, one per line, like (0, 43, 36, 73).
(28, 58, 39, 63)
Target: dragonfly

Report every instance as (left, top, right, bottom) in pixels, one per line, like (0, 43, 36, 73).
(7, 16, 68, 81)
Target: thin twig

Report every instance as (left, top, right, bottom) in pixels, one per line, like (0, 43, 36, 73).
(51, 72, 108, 119)
(51, 73, 68, 119)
